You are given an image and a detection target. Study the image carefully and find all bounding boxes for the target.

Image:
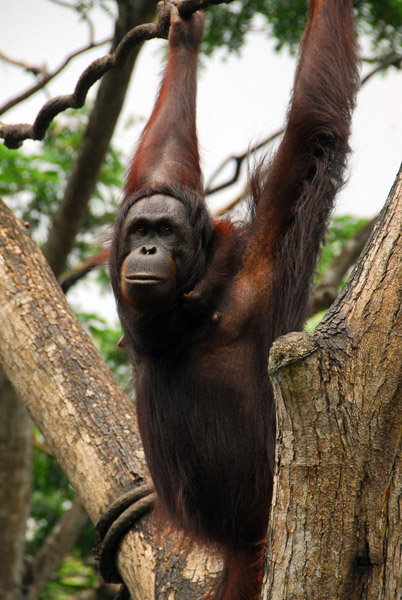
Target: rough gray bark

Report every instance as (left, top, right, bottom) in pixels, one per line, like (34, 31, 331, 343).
(262, 164, 402, 599)
(0, 369, 32, 600)
(43, 0, 158, 278)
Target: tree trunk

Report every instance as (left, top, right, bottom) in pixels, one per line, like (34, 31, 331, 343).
(262, 163, 402, 599)
(0, 368, 32, 600)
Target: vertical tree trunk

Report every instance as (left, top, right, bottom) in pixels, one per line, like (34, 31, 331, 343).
(262, 164, 402, 599)
(0, 368, 32, 600)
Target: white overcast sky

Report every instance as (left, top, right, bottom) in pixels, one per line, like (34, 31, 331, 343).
(1, 0, 401, 220)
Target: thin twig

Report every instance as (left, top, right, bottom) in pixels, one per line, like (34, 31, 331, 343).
(361, 52, 402, 85)
(213, 186, 247, 216)
(0, 51, 46, 76)
(0, 38, 111, 117)
(178, 0, 235, 18)
(205, 128, 283, 196)
(46, 0, 78, 8)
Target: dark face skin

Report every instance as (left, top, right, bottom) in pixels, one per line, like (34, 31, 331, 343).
(120, 195, 197, 314)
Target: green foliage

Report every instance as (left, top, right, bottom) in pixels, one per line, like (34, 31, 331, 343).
(358, 0, 402, 55)
(203, 0, 402, 56)
(29, 443, 95, 560)
(29, 448, 74, 555)
(203, 0, 305, 54)
(304, 215, 368, 331)
(304, 309, 326, 332)
(316, 215, 367, 281)
(39, 554, 96, 600)
(74, 0, 115, 18)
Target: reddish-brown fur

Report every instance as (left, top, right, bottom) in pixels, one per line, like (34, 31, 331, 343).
(110, 2, 359, 598)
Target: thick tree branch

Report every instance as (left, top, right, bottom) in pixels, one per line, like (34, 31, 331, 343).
(0, 192, 145, 552)
(0, 196, 152, 596)
(42, 0, 159, 278)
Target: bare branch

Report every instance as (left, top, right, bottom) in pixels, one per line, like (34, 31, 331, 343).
(205, 128, 283, 196)
(60, 250, 109, 293)
(213, 185, 248, 216)
(0, 21, 159, 149)
(178, 0, 234, 18)
(0, 38, 111, 117)
(32, 435, 52, 456)
(46, 0, 77, 8)
(1, 0, 397, 150)
(45, 0, 98, 42)
(361, 51, 402, 85)
(205, 51, 402, 200)
(0, 51, 46, 76)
